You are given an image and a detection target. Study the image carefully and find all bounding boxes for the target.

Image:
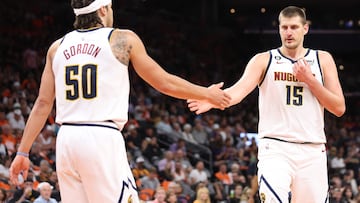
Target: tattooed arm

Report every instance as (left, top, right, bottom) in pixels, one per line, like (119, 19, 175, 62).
(109, 29, 231, 107)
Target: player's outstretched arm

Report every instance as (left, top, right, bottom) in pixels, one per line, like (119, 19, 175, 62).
(112, 29, 231, 108)
(9, 40, 58, 186)
(188, 52, 268, 115)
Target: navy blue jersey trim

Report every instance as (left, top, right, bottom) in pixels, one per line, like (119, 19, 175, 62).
(76, 27, 103, 33)
(118, 177, 137, 203)
(108, 28, 115, 41)
(62, 122, 118, 131)
(60, 36, 66, 44)
(259, 175, 282, 202)
(259, 51, 272, 87)
(316, 50, 324, 85)
(262, 136, 325, 144)
(276, 48, 310, 64)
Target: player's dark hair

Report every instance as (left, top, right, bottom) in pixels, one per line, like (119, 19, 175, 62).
(279, 6, 307, 25)
(71, 0, 104, 29)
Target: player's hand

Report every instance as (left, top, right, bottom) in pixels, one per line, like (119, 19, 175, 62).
(187, 99, 213, 114)
(293, 58, 314, 83)
(9, 155, 30, 186)
(206, 82, 231, 109)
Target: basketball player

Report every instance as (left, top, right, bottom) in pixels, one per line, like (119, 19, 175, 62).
(8, 0, 231, 202)
(188, 6, 345, 202)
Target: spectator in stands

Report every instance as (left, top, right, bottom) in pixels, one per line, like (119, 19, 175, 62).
(228, 183, 243, 203)
(343, 169, 359, 196)
(188, 161, 208, 187)
(192, 118, 209, 146)
(193, 186, 211, 203)
(341, 185, 356, 203)
(132, 156, 150, 181)
(330, 146, 346, 174)
(181, 124, 197, 144)
(173, 149, 192, 171)
(158, 151, 175, 174)
(169, 122, 184, 142)
(0, 124, 16, 156)
(8, 109, 25, 131)
(142, 136, 162, 165)
(125, 124, 143, 158)
(140, 167, 160, 191)
(151, 186, 167, 203)
(166, 190, 178, 203)
(169, 139, 187, 156)
(171, 160, 188, 183)
(33, 182, 57, 203)
(8, 177, 39, 203)
(36, 125, 56, 153)
(36, 159, 53, 182)
(214, 163, 231, 185)
(168, 181, 190, 203)
(227, 163, 240, 184)
(155, 114, 173, 137)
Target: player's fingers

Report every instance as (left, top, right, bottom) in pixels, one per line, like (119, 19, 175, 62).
(189, 106, 198, 112)
(187, 102, 197, 108)
(210, 82, 224, 89)
(297, 58, 306, 67)
(22, 170, 28, 180)
(195, 109, 203, 115)
(9, 168, 19, 185)
(187, 99, 195, 104)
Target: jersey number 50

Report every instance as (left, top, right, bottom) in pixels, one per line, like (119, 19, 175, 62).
(65, 64, 97, 100)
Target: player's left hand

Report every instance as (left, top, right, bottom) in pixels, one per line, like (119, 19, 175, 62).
(187, 99, 213, 115)
(292, 58, 314, 83)
(9, 155, 31, 186)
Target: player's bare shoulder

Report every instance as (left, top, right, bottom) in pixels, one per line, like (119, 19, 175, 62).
(248, 51, 271, 71)
(109, 29, 137, 66)
(48, 38, 62, 60)
(317, 50, 337, 71)
(317, 50, 334, 62)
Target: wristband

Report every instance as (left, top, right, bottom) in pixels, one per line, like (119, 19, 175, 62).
(16, 152, 29, 157)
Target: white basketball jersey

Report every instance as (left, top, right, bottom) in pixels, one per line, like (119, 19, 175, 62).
(52, 28, 129, 130)
(258, 49, 325, 143)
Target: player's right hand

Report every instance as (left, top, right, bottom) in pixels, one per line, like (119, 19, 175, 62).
(9, 155, 30, 186)
(206, 82, 231, 109)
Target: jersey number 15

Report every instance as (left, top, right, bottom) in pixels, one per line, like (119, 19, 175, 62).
(286, 85, 303, 106)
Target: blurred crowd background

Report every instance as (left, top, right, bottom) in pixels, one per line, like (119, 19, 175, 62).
(0, 0, 359, 202)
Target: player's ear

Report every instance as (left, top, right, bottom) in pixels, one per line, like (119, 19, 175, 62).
(303, 23, 309, 35)
(98, 6, 107, 17)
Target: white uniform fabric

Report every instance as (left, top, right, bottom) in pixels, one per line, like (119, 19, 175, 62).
(257, 49, 328, 202)
(52, 28, 139, 203)
(53, 27, 129, 130)
(258, 48, 325, 143)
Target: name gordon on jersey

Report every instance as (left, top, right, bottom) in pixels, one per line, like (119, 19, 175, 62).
(63, 43, 101, 60)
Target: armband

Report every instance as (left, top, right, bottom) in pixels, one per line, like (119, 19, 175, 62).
(16, 152, 29, 157)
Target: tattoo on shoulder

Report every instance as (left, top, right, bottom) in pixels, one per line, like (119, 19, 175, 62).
(112, 32, 132, 66)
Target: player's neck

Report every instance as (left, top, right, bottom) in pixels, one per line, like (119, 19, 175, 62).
(279, 46, 307, 60)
